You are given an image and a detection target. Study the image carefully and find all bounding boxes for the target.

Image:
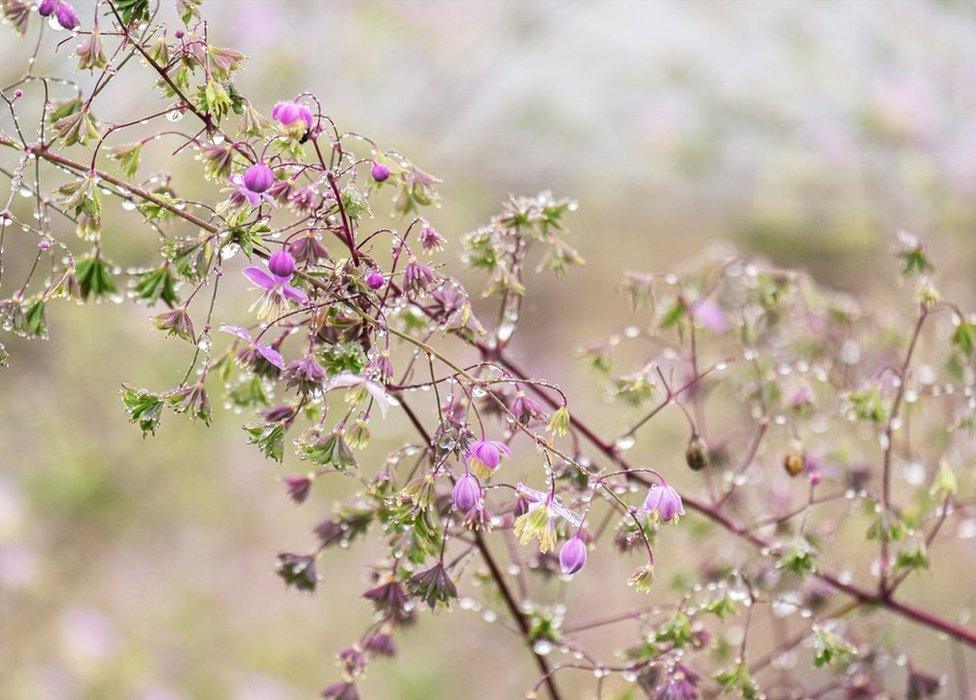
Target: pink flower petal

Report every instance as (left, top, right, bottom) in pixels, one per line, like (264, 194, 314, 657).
(243, 267, 276, 290)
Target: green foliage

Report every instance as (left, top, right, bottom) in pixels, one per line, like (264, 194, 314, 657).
(134, 265, 180, 306)
(75, 252, 117, 300)
(121, 386, 164, 436)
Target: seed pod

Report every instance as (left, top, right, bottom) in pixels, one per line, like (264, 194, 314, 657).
(783, 439, 806, 477)
(685, 433, 710, 472)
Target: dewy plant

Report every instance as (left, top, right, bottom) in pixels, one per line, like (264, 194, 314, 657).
(2, 1, 976, 698)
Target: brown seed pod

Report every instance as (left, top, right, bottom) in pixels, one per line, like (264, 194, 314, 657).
(783, 439, 806, 477)
(686, 433, 710, 472)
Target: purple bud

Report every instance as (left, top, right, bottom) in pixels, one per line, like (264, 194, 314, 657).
(37, 0, 57, 16)
(243, 162, 274, 194)
(55, 1, 79, 30)
(283, 474, 312, 504)
(365, 269, 385, 290)
(452, 472, 482, 513)
(174, 28, 184, 39)
(12, 89, 23, 100)
(371, 162, 390, 182)
(268, 249, 296, 278)
(641, 483, 685, 523)
(559, 535, 588, 575)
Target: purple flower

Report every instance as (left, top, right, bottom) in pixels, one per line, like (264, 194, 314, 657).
(272, 99, 314, 138)
(365, 633, 396, 657)
(282, 474, 313, 504)
(243, 162, 274, 194)
(284, 355, 326, 395)
(290, 232, 328, 264)
(363, 579, 407, 616)
(511, 391, 543, 424)
(466, 438, 510, 475)
(419, 225, 445, 252)
(559, 535, 588, 575)
(321, 682, 359, 700)
(262, 404, 296, 423)
(276, 552, 317, 592)
(55, 1, 79, 29)
(691, 298, 727, 334)
(242, 264, 308, 320)
(452, 472, 482, 513)
(229, 173, 275, 208)
(37, 0, 57, 16)
(641, 482, 685, 523)
(365, 269, 385, 290)
(268, 249, 296, 277)
(323, 372, 396, 418)
(371, 162, 390, 182)
(219, 324, 284, 370)
(403, 257, 436, 293)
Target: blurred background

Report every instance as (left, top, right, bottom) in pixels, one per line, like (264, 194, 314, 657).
(2, 1, 976, 697)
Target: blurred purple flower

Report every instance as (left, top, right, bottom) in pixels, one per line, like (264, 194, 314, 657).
(691, 298, 727, 333)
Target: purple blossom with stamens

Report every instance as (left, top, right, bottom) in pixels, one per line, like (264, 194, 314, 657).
(641, 482, 685, 523)
(268, 249, 296, 277)
(283, 355, 326, 394)
(229, 172, 275, 208)
(403, 257, 436, 292)
(371, 162, 390, 182)
(323, 372, 396, 418)
(243, 162, 274, 193)
(466, 439, 510, 472)
(515, 483, 583, 529)
(452, 472, 482, 513)
(272, 99, 314, 138)
(419, 224, 445, 252)
(559, 535, 588, 575)
(288, 185, 319, 213)
(365, 269, 385, 290)
(242, 263, 308, 320)
(55, 1, 79, 29)
(691, 298, 727, 333)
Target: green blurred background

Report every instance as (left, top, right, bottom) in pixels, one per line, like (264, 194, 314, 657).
(2, 1, 976, 697)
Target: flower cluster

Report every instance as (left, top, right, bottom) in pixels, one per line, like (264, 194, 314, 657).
(1, 2, 974, 699)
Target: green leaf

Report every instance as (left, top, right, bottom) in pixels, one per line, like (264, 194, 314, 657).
(23, 298, 47, 339)
(114, 0, 150, 23)
(75, 252, 117, 301)
(121, 385, 164, 435)
(134, 265, 179, 306)
(245, 421, 287, 462)
(952, 321, 976, 358)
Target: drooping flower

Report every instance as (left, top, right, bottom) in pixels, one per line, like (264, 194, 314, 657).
(511, 391, 543, 424)
(641, 482, 685, 523)
(451, 472, 482, 513)
(272, 99, 314, 138)
(242, 263, 308, 320)
(362, 578, 408, 617)
(419, 224, 445, 252)
(75, 27, 107, 71)
(406, 563, 457, 610)
(465, 438, 510, 478)
(283, 355, 327, 395)
(559, 535, 588, 575)
(512, 483, 583, 553)
(370, 162, 390, 182)
(276, 552, 318, 591)
(37, 0, 57, 16)
(152, 306, 195, 342)
(282, 474, 313, 504)
(268, 249, 296, 277)
(691, 298, 727, 333)
(243, 161, 274, 193)
(365, 633, 396, 657)
(219, 324, 284, 374)
(321, 681, 359, 700)
(628, 561, 655, 593)
(403, 257, 436, 293)
(290, 231, 328, 264)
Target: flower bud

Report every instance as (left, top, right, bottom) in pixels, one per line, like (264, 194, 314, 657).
(243, 162, 274, 194)
(685, 433, 710, 471)
(365, 269, 386, 290)
(371, 161, 390, 182)
(559, 535, 587, 575)
(783, 439, 805, 477)
(55, 1, 79, 30)
(38, 0, 57, 16)
(268, 249, 296, 277)
(452, 472, 482, 513)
